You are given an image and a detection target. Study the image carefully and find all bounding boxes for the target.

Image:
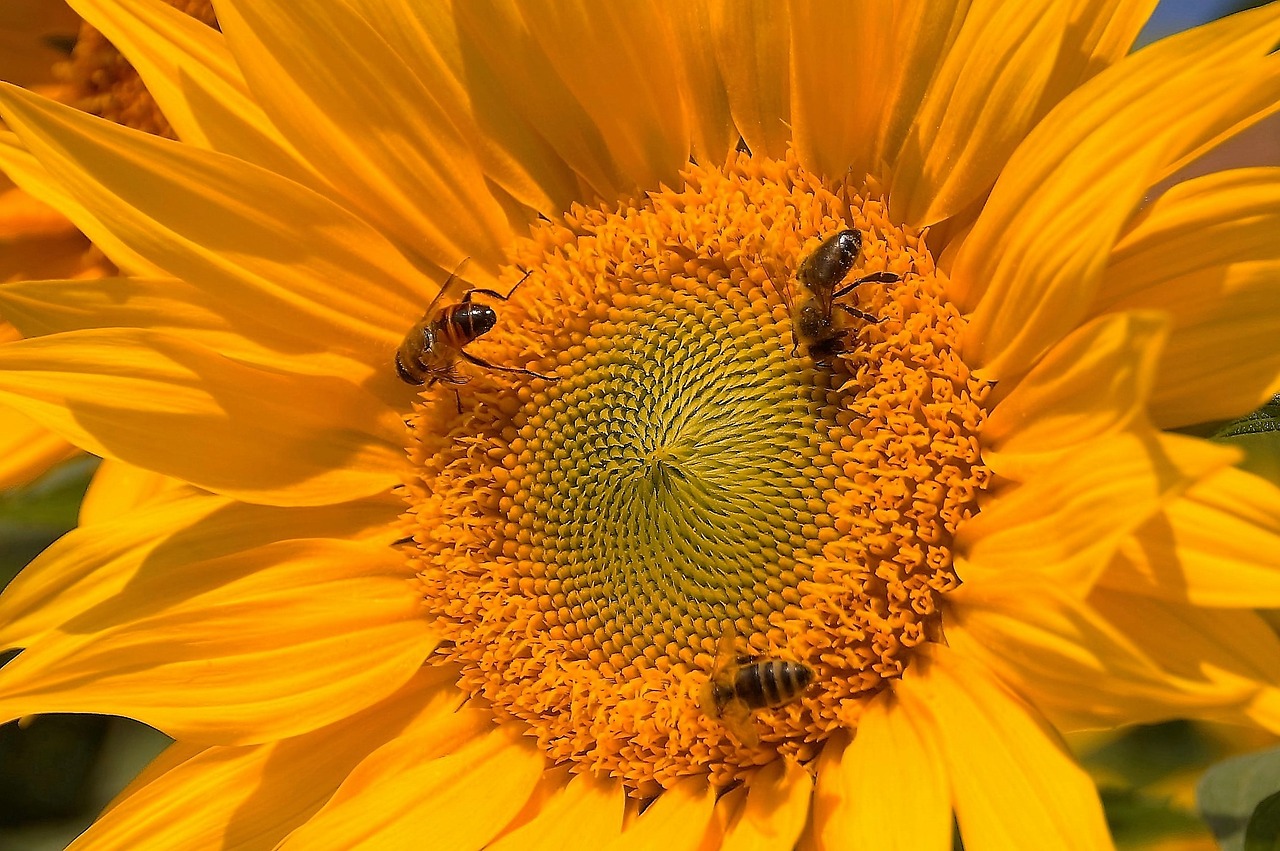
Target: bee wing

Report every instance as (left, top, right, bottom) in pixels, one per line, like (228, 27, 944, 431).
(812, 265, 836, 317)
(760, 254, 795, 312)
(712, 620, 739, 675)
(419, 258, 472, 319)
(759, 214, 800, 311)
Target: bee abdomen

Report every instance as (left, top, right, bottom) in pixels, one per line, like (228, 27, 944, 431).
(734, 660, 814, 709)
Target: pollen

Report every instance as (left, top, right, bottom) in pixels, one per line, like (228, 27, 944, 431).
(56, 1, 218, 139)
(402, 150, 991, 794)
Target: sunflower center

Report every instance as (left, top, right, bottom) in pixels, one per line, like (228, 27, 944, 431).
(57, 0, 218, 139)
(403, 151, 990, 793)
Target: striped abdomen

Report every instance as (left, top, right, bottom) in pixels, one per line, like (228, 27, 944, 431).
(730, 660, 814, 710)
(395, 302, 498, 385)
(434, 302, 496, 349)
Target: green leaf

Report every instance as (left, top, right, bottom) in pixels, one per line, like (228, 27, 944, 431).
(1198, 745, 1280, 851)
(1245, 791, 1280, 851)
(1100, 787, 1206, 845)
(0, 456, 97, 527)
(1213, 397, 1280, 440)
(0, 455, 98, 582)
(1211, 395, 1280, 485)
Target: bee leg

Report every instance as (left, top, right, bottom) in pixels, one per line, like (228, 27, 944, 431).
(835, 303, 885, 324)
(459, 349, 560, 382)
(460, 287, 509, 303)
(429, 371, 466, 411)
(462, 269, 534, 304)
(831, 270, 901, 300)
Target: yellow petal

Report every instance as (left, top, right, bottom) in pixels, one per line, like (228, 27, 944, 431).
(814, 696, 950, 851)
(891, 0, 1069, 227)
(958, 432, 1239, 592)
(949, 572, 1253, 732)
(517, 1, 698, 195)
(94, 741, 208, 821)
(721, 758, 812, 851)
(0, 329, 406, 506)
(1095, 167, 1280, 428)
(1103, 168, 1280, 299)
(1101, 466, 1280, 608)
(0, 276, 385, 385)
(0, 403, 76, 489)
(488, 770, 625, 851)
(708, 0, 791, 161)
(982, 311, 1168, 478)
(0, 174, 78, 239)
(12, 492, 228, 650)
(0, 538, 437, 743)
(66, 0, 318, 185)
(278, 723, 544, 851)
(0, 83, 431, 365)
(0, 181, 100, 282)
(449, 0, 627, 201)
(70, 666, 463, 851)
(1148, 260, 1280, 427)
(663, 0, 736, 167)
(605, 777, 719, 851)
(1088, 589, 1280, 733)
(1158, 66, 1280, 183)
(902, 644, 1113, 851)
(0, 130, 162, 277)
(78, 458, 195, 526)
(0, 491, 398, 649)
(888, 0, 1157, 213)
(788, 2, 895, 182)
(341, 0, 582, 217)
(954, 3, 1280, 380)
(1035, 0, 1159, 107)
(868, 1, 970, 180)
(214, 0, 513, 274)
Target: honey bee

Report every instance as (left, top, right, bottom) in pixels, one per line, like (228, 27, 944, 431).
(768, 229, 900, 362)
(395, 266, 558, 392)
(698, 623, 815, 747)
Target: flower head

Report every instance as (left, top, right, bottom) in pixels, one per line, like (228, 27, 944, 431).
(2, 1, 1280, 848)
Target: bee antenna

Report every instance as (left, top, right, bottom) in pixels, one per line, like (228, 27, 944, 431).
(507, 268, 534, 299)
(760, 258, 781, 301)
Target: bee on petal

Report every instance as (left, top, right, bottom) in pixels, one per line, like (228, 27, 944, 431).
(396, 264, 559, 400)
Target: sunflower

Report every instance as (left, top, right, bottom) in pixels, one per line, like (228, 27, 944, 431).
(1, 0, 86, 488)
(1, 0, 1279, 848)
(0, 0, 216, 489)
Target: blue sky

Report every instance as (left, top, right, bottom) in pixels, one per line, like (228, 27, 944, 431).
(1139, 0, 1262, 45)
